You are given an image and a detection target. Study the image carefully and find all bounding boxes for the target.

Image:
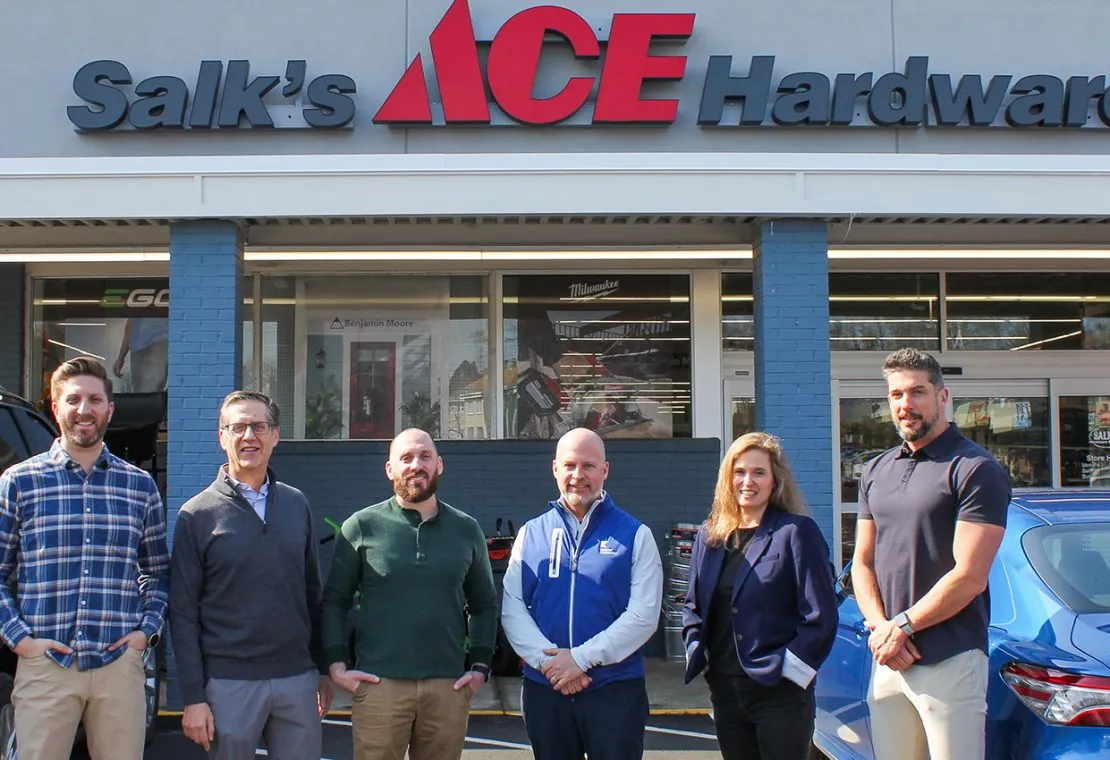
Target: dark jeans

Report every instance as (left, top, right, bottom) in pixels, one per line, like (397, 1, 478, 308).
(705, 671, 816, 760)
(522, 676, 649, 760)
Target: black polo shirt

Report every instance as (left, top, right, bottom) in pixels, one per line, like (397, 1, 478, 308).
(859, 423, 1010, 665)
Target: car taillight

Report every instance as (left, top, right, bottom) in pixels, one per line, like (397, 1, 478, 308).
(1001, 662, 1110, 727)
(489, 549, 510, 561)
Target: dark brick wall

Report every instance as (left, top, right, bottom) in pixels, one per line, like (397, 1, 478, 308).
(0, 264, 24, 393)
(271, 437, 722, 551)
(269, 436, 721, 661)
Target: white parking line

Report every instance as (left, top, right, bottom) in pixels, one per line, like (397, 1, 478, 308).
(254, 749, 337, 759)
(464, 736, 533, 749)
(645, 725, 718, 741)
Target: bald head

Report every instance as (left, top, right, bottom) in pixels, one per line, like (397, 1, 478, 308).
(389, 427, 438, 460)
(553, 428, 609, 515)
(556, 427, 605, 462)
(386, 428, 442, 505)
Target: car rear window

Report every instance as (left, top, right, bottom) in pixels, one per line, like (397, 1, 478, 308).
(1023, 524, 1110, 613)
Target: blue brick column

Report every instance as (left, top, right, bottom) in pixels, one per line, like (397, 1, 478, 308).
(165, 222, 242, 708)
(753, 221, 834, 545)
(0, 264, 25, 393)
(168, 221, 243, 539)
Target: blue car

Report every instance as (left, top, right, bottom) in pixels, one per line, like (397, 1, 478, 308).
(813, 490, 1110, 759)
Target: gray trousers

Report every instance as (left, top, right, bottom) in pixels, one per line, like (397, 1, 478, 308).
(206, 669, 321, 760)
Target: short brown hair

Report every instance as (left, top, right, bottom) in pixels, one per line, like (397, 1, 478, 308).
(219, 390, 280, 427)
(50, 357, 113, 402)
(882, 348, 944, 389)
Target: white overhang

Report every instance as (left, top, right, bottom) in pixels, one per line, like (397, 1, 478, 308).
(2, 152, 1110, 222)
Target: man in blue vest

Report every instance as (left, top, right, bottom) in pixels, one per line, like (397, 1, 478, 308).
(501, 427, 663, 760)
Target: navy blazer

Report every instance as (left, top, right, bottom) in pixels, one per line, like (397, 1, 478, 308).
(681, 507, 838, 686)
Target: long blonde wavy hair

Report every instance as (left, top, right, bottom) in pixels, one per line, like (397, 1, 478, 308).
(705, 432, 809, 547)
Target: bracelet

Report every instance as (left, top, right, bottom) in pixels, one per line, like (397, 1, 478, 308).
(470, 664, 491, 682)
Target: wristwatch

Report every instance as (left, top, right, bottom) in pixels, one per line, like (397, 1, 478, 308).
(145, 630, 161, 649)
(893, 612, 915, 637)
(470, 664, 491, 683)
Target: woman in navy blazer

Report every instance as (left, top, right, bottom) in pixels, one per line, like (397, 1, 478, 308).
(682, 432, 838, 760)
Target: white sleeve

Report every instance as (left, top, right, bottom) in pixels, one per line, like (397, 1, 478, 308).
(571, 524, 663, 671)
(782, 649, 818, 689)
(500, 524, 558, 670)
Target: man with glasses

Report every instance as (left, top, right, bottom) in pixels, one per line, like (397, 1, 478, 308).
(171, 391, 331, 760)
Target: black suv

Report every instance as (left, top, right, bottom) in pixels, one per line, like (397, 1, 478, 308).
(0, 389, 160, 758)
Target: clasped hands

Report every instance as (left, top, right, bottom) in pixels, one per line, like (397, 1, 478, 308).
(543, 647, 591, 695)
(865, 619, 922, 672)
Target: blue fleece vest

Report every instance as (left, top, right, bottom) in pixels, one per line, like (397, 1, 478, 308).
(518, 494, 645, 690)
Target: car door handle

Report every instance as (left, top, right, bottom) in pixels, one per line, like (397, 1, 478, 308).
(852, 620, 870, 637)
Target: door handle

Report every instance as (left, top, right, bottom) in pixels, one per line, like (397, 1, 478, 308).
(852, 620, 870, 637)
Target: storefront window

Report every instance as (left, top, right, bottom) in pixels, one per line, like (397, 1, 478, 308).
(953, 397, 1050, 486)
(1059, 395, 1110, 487)
(255, 274, 489, 440)
(503, 274, 691, 439)
(31, 278, 169, 406)
(830, 273, 940, 351)
(721, 273, 754, 352)
(946, 272, 1110, 350)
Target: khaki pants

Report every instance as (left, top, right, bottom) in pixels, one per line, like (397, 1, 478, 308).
(350, 677, 470, 760)
(13, 647, 147, 760)
(867, 648, 989, 760)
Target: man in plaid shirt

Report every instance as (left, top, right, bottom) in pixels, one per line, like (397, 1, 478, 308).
(0, 356, 169, 760)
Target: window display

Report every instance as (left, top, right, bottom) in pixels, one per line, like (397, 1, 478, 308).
(31, 279, 169, 404)
(255, 274, 489, 440)
(1060, 395, 1110, 487)
(503, 274, 692, 439)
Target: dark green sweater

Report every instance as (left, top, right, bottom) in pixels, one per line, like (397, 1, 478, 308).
(321, 497, 497, 678)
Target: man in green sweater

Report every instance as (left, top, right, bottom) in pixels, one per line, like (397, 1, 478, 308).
(323, 428, 497, 760)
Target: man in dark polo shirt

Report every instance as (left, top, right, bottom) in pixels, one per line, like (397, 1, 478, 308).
(322, 428, 497, 760)
(852, 348, 1009, 760)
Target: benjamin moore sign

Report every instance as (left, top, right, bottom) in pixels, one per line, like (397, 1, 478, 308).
(66, 0, 1110, 132)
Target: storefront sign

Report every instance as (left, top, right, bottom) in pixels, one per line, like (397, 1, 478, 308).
(1092, 426, 1110, 450)
(66, 0, 1110, 132)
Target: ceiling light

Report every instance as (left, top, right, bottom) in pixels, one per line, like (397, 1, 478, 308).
(0, 252, 169, 263)
(830, 249, 1110, 260)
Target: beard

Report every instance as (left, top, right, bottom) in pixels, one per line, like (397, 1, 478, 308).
(60, 414, 110, 449)
(561, 489, 600, 510)
(394, 471, 439, 503)
(894, 410, 939, 443)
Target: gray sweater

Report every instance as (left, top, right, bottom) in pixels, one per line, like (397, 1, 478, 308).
(170, 469, 324, 705)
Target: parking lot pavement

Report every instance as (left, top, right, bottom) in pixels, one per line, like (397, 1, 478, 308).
(147, 713, 721, 759)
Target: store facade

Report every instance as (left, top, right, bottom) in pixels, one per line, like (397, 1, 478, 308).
(3, 0, 1110, 570)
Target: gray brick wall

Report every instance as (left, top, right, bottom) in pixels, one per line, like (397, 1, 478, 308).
(753, 221, 835, 546)
(0, 265, 24, 393)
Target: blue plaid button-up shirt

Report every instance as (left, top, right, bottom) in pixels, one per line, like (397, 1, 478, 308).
(0, 441, 170, 670)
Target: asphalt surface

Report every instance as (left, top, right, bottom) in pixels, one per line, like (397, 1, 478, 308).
(144, 714, 722, 759)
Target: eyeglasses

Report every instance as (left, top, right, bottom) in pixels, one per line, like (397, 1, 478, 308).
(221, 422, 274, 436)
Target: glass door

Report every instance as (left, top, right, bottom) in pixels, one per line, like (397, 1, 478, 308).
(944, 379, 1051, 489)
(1052, 379, 1110, 488)
(834, 381, 899, 569)
(723, 378, 756, 447)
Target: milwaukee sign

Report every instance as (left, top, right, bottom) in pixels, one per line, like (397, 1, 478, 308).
(67, 0, 1110, 131)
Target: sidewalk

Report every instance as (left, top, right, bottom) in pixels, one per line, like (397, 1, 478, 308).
(327, 658, 710, 716)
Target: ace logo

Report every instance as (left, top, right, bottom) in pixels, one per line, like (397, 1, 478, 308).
(373, 0, 695, 125)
